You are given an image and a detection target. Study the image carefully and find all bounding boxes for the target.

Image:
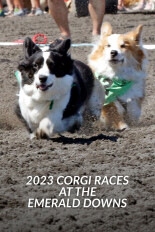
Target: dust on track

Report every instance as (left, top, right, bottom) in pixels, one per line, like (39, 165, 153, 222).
(0, 13, 155, 232)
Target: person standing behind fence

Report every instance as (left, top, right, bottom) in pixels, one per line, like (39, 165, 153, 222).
(117, 0, 126, 11)
(5, 0, 14, 16)
(48, 0, 105, 39)
(133, 0, 154, 10)
(0, 0, 5, 16)
(0, 0, 13, 16)
(28, 0, 43, 16)
(12, 0, 26, 16)
(0, 0, 24, 17)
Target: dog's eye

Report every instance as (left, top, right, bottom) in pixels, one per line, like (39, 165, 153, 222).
(120, 44, 126, 48)
(29, 73, 33, 78)
(107, 44, 111, 47)
(33, 63, 38, 69)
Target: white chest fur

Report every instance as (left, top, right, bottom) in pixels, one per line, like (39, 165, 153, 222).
(19, 86, 71, 132)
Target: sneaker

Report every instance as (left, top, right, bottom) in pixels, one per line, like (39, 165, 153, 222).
(35, 8, 43, 16)
(5, 10, 14, 16)
(144, 2, 155, 10)
(14, 8, 26, 16)
(132, 3, 145, 10)
(0, 9, 5, 17)
(28, 8, 36, 16)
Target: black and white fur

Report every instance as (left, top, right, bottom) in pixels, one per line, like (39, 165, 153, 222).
(17, 38, 104, 139)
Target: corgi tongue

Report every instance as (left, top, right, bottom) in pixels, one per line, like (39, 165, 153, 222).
(39, 85, 47, 91)
(39, 85, 46, 90)
(36, 84, 47, 91)
(36, 83, 53, 91)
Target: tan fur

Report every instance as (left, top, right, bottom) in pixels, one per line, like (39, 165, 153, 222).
(102, 103, 128, 130)
(125, 25, 144, 70)
(89, 38, 108, 63)
(101, 22, 113, 37)
(89, 23, 112, 64)
(124, 0, 139, 7)
(90, 24, 144, 69)
(117, 26, 145, 70)
(88, 23, 147, 130)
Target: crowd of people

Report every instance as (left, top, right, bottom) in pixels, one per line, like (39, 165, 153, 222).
(0, 0, 44, 17)
(0, 0, 154, 40)
(0, 0, 155, 17)
(118, 0, 155, 11)
(132, 0, 154, 10)
(0, 0, 105, 39)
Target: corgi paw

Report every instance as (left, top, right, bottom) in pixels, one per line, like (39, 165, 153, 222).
(116, 122, 129, 131)
(31, 128, 49, 139)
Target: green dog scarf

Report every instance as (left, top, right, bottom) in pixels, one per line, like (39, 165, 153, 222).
(95, 72, 134, 106)
(15, 70, 21, 84)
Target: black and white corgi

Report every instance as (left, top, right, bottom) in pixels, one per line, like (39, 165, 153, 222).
(16, 38, 104, 139)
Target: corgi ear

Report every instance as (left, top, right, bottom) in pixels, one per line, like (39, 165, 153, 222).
(101, 22, 112, 38)
(49, 39, 71, 54)
(126, 25, 143, 43)
(23, 37, 41, 58)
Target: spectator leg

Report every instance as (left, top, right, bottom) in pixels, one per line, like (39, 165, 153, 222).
(48, 0, 71, 38)
(88, 0, 105, 36)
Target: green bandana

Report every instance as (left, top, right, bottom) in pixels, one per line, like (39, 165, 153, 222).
(95, 72, 134, 106)
(15, 70, 21, 84)
(49, 100, 54, 110)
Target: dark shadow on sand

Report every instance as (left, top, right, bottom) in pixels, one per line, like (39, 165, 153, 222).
(51, 133, 118, 145)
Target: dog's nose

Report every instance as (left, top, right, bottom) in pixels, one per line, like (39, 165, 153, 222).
(111, 50, 118, 58)
(39, 75, 47, 83)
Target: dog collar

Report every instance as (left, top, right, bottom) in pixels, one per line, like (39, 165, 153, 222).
(95, 72, 134, 105)
(49, 100, 54, 110)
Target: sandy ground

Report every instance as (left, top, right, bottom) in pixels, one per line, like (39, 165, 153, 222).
(0, 12, 155, 232)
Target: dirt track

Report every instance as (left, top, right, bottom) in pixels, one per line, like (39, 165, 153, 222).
(0, 12, 155, 232)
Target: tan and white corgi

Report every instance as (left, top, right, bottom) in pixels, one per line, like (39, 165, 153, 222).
(88, 22, 148, 130)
